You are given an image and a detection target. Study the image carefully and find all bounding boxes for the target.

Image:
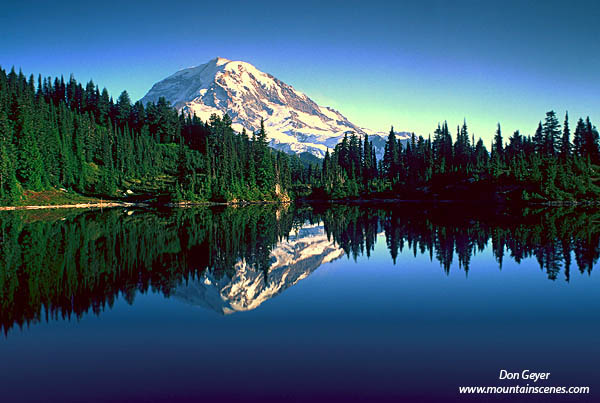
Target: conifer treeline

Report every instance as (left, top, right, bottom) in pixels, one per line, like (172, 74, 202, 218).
(317, 111, 600, 201)
(2, 65, 600, 204)
(0, 67, 305, 204)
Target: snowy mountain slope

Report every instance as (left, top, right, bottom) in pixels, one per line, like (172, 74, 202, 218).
(173, 223, 345, 314)
(140, 57, 410, 158)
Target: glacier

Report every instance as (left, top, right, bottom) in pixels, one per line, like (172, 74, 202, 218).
(140, 57, 410, 158)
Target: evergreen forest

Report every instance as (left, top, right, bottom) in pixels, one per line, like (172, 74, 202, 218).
(0, 67, 307, 205)
(318, 115, 600, 201)
(1, 66, 599, 205)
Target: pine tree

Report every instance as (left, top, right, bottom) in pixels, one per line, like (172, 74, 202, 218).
(583, 117, 600, 164)
(493, 123, 503, 158)
(98, 88, 110, 124)
(116, 91, 132, 127)
(383, 126, 399, 181)
(432, 123, 451, 174)
(533, 121, 544, 153)
(474, 138, 488, 170)
(0, 111, 20, 201)
(254, 118, 275, 196)
(559, 111, 571, 161)
(490, 123, 504, 177)
(573, 118, 585, 157)
(542, 110, 561, 156)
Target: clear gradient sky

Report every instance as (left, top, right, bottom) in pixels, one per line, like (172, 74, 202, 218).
(1, 0, 598, 143)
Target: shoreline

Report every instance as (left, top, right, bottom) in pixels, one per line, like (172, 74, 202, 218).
(1, 198, 597, 211)
(299, 198, 600, 207)
(0, 201, 145, 211)
(0, 199, 292, 211)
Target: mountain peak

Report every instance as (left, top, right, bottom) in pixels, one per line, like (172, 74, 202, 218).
(141, 57, 409, 157)
(212, 56, 231, 66)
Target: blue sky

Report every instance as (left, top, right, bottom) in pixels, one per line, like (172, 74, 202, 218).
(1, 0, 598, 143)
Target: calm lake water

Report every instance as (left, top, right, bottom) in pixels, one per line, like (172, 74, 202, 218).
(0, 204, 598, 402)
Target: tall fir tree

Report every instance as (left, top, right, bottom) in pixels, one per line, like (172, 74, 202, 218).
(559, 111, 571, 161)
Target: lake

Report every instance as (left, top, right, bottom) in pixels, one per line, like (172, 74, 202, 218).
(0, 204, 598, 402)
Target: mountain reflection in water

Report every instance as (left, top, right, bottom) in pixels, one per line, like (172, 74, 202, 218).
(174, 223, 344, 314)
(0, 204, 598, 333)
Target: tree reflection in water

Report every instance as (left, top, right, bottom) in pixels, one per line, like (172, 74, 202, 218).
(1, 204, 598, 334)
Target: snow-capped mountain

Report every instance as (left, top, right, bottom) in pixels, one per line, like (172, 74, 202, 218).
(140, 57, 410, 158)
(173, 223, 345, 314)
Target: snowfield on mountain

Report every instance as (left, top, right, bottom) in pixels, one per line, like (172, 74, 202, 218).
(141, 57, 409, 158)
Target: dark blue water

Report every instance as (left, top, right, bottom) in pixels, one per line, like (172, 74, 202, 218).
(0, 206, 598, 402)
